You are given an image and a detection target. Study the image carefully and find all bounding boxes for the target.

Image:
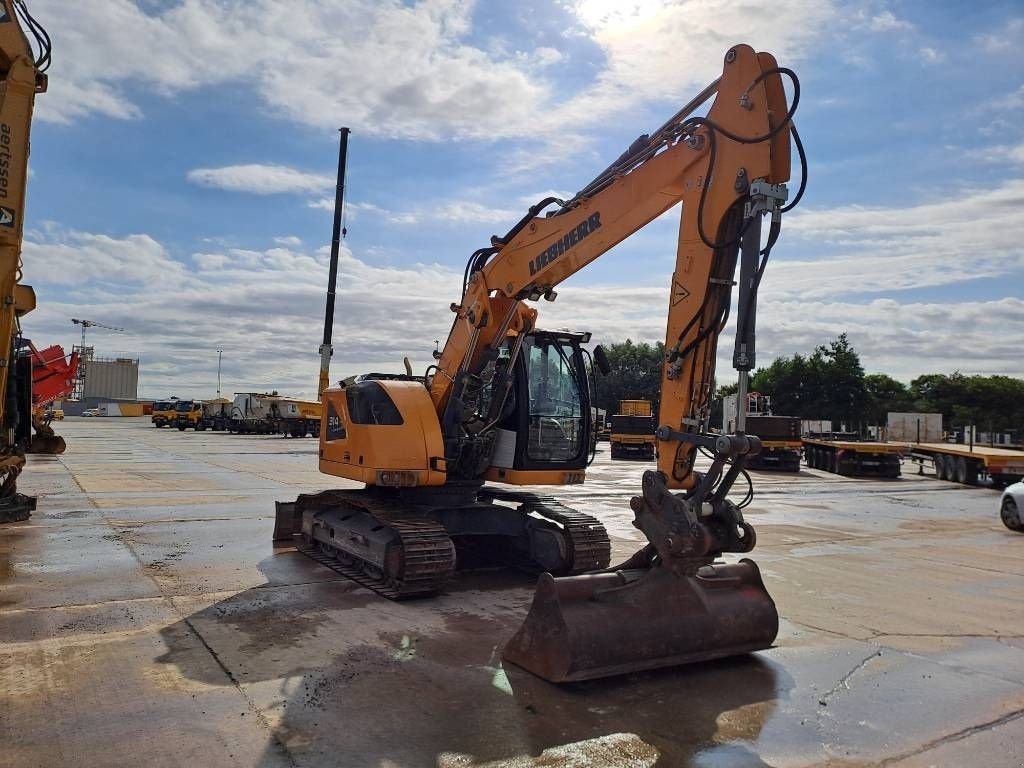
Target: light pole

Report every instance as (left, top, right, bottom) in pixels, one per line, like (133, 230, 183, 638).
(217, 349, 223, 397)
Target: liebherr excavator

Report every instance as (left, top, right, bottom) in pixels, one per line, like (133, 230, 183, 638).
(275, 45, 805, 682)
(0, 1, 51, 523)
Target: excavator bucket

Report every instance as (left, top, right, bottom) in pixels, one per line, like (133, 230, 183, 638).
(502, 559, 778, 683)
(27, 433, 66, 454)
(27, 415, 66, 454)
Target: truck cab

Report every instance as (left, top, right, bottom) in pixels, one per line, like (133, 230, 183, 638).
(151, 400, 177, 428)
(174, 400, 202, 430)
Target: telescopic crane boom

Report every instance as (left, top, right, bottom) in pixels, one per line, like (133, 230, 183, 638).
(0, 0, 50, 523)
(276, 44, 805, 682)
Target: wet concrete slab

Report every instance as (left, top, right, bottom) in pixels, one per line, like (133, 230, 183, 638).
(2, 417, 1023, 767)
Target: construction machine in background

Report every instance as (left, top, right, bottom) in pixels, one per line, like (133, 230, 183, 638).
(609, 399, 656, 460)
(275, 45, 804, 682)
(0, 2, 51, 523)
(722, 392, 801, 471)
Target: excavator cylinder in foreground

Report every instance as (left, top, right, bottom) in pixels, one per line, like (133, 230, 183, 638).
(503, 561, 778, 682)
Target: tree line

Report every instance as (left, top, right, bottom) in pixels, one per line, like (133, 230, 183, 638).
(593, 335, 1024, 433)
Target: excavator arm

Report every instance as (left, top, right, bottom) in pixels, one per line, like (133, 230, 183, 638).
(432, 45, 794, 492)
(437, 45, 805, 681)
(0, 0, 49, 521)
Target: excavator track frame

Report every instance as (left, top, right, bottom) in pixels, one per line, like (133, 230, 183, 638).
(280, 487, 611, 599)
(477, 488, 611, 575)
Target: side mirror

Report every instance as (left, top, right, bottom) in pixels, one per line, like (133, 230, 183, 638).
(594, 345, 611, 376)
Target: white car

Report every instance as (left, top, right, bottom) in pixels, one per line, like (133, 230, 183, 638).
(1001, 481, 1024, 532)
(81, 408, 102, 417)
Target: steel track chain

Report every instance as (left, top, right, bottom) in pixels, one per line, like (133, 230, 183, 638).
(296, 491, 455, 599)
(478, 488, 611, 573)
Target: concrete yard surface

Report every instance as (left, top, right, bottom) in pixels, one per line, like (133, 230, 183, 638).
(2, 418, 1024, 767)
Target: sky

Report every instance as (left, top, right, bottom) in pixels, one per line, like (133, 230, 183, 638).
(17, 0, 1024, 399)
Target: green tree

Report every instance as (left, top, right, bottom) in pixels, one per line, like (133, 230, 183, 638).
(593, 339, 664, 414)
(864, 373, 912, 424)
(815, 334, 867, 427)
(748, 333, 867, 428)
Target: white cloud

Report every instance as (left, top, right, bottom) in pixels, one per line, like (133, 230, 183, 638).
(976, 84, 1024, 114)
(273, 235, 303, 247)
(918, 46, 945, 65)
(974, 17, 1024, 53)
(187, 164, 334, 195)
(868, 11, 914, 32)
(775, 179, 1024, 298)
(309, 198, 520, 226)
(34, 0, 832, 143)
(963, 141, 1024, 165)
(23, 231, 184, 286)
(554, 0, 832, 131)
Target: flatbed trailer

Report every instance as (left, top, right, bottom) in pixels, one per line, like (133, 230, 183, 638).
(906, 442, 1024, 488)
(803, 438, 901, 478)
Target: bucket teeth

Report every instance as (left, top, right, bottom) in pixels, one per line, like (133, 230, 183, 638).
(503, 559, 778, 683)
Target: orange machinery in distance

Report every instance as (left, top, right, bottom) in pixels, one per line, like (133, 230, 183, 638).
(276, 44, 805, 683)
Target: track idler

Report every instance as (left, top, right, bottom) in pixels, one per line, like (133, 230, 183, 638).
(503, 468, 778, 682)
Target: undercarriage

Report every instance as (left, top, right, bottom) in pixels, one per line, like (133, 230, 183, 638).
(274, 485, 611, 598)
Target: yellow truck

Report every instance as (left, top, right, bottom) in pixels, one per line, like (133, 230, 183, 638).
(609, 399, 656, 460)
(151, 400, 178, 428)
(174, 400, 203, 430)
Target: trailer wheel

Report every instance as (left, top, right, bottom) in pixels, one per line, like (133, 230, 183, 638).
(934, 455, 947, 481)
(953, 456, 968, 485)
(1001, 498, 1023, 532)
(964, 461, 979, 486)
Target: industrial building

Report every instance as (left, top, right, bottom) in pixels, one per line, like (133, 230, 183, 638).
(59, 350, 144, 415)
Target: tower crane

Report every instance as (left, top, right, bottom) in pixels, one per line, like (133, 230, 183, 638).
(71, 318, 124, 348)
(69, 319, 125, 402)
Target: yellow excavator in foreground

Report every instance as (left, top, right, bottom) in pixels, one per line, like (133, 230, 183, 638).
(0, 1, 50, 523)
(275, 45, 805, 682)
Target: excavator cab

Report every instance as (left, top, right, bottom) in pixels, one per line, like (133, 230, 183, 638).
(483, 330, 592, 482)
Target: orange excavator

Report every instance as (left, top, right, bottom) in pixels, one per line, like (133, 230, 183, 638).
(275, 45, 805, 681)
(0, 1, 50, 523)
